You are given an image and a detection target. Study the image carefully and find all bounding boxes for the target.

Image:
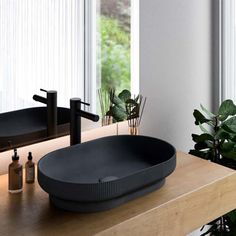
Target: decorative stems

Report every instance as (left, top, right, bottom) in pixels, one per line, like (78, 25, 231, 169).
(98, 88, 113, 126)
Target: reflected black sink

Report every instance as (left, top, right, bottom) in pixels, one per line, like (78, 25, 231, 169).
(38, 135, 176, 212)
(0, 107, 70, 152)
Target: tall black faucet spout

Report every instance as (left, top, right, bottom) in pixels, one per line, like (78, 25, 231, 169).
(77, 110, 99, 122)
(33, 95, 47, 104)
(33, 89, 57, 137)
(70, 98, 99, 146)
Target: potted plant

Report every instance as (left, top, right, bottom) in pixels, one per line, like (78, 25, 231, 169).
(190, 99, 236, 235)
(98, 88, 131, 126)
(98, 88, 147, 134)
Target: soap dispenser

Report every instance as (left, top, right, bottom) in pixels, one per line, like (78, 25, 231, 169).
(8, 149, 23, 193)
(25, 152, 35, 183)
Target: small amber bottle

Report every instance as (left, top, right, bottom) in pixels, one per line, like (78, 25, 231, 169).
(25, 152, 35, 184)
(8, 149, 23, 193)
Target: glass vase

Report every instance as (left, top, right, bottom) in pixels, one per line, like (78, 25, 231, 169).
(102, 115, 113, 126)
(129, 125, 139, 135)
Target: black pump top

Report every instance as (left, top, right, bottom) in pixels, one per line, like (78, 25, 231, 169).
(28, 152, 33, 161)
(12, 149, 19, 161)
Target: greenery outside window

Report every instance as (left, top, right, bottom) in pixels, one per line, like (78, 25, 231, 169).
(92, 0, 139, 113)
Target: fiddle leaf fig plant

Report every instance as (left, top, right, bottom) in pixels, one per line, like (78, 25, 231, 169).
(190, 99, 236, 235)
(190, 99, 236, 164)
(106, 89, 131, 122)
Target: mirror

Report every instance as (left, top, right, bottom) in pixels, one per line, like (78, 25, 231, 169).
(0, 0, 133, 152)
(0, 0, 92, 152)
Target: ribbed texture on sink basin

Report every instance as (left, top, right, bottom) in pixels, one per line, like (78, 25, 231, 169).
(38, 135, 176, 202)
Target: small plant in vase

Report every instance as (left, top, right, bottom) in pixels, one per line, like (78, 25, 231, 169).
(190, 99, 236, 235)
(98, 87, 147, 134)
(98, 88, 131, 126)
(106, 89, 146, 135)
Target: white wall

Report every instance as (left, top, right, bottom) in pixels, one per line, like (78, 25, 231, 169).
(140, 0, 213, 152)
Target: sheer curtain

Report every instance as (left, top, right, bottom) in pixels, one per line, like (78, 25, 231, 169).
(0, 0, 84, 113)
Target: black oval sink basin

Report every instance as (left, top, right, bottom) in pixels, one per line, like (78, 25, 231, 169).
(38, 135, 176, 212)
(0, 107, 70, 152)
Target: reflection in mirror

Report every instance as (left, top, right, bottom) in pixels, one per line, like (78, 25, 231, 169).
(0, 0, 85, 151)
(0, 0, 137, 152)
(0, 106, 70, 152)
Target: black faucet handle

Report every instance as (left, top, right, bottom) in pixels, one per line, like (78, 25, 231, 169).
(70, 98, 90, 107)
(80, 101, 90, 106)
(40, 88, 57, 95)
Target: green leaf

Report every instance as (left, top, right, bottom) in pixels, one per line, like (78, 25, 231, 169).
(118, 89, 131, 102)
(193, 109, 210, 125)
(189, 150, 210, 160)
(191, 134, 200, 142)
(218, 99, 236, 121)
(194, 142, 209, 150)
(110, 106, 127, 121)
(111, 94, 123, 105)
(219, 115, 228, 122)
(222, 117, 236, 133)
(221, 124, 236, 134)
(192, 133, 214, 142)
(117, 102, 126, 111)
(220, 150, 236, 160)
(227, 210, 236, 223)
(125, 98, 138, 106)
(110, 94, 126, 111)
(126, 98, 140, 119)
(220, 157, 236, 169)
(220, 141, 235, 152)
(199, 123, 211, 134)
(231, 135, 236, 142)
(200, 104, 215, 118)
(215, 129, 231, 140)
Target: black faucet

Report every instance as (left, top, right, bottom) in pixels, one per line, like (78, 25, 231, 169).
(33, 89, 57, 137)
(70, 98, 99, 146)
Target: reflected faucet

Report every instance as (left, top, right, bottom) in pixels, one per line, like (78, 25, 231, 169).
(33, 89, 57, 137)
(70, 98, 99, 146)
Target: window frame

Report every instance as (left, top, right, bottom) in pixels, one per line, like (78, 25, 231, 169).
(84, 0, 97, 113)
(220, 0, 236, 102)
(131, 0, 140, 96)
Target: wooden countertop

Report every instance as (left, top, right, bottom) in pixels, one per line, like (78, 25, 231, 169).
(0, 152, 236, 236)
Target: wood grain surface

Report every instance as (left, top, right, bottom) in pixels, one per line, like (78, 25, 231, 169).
(0, 152, 236, 236)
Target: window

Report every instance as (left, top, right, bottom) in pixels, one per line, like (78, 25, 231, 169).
(85, 0, 139, 113)
(96, 0, 139, 94)
(0, 0, 139, 113)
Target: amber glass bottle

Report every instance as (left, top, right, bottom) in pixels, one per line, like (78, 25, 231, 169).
(8, 149, 23, 193)
(25, 152, 35, 183)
